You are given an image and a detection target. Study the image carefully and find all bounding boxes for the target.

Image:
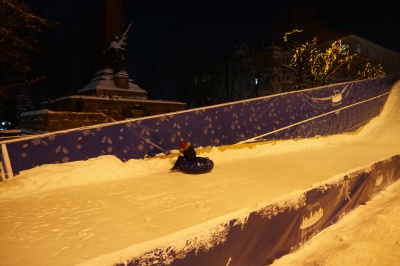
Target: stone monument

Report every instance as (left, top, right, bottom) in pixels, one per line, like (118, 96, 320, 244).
(20, 0, 186, 134)
(77, 0, 147, 99)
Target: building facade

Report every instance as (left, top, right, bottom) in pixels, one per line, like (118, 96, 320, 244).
(192, 35, 400, 106)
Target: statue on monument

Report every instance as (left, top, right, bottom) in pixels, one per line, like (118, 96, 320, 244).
(104, 22, 133, 74)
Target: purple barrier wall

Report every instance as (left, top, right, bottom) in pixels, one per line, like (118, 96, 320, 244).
(1, 75, 398, 176)
(118, 154, 400, 266)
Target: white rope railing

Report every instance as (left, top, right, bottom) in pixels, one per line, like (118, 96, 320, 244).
(238, 92, 390, 144)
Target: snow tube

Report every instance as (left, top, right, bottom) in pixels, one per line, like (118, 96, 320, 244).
(179, 157, 214, 174)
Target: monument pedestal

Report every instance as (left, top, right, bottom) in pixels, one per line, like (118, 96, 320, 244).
(19, 68, 186, 134)
(113, 73, 129, 89)
(77, 68, 147, 99)
(20, 95, 186, 134)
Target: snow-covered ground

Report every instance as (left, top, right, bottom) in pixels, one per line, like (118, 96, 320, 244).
(0, 81, 399, 266)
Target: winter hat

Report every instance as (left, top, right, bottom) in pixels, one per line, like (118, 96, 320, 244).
(179, 140, 186, 150)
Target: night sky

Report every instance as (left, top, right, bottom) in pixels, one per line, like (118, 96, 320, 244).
(124, 1, 399, 64)
(36, 0, 399, 101)
(122, 1, 399, 97)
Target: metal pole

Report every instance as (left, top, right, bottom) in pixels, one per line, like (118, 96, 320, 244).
(0, 144, 14, 180)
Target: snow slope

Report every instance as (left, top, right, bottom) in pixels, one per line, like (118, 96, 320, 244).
(0, 81, 399, 266)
